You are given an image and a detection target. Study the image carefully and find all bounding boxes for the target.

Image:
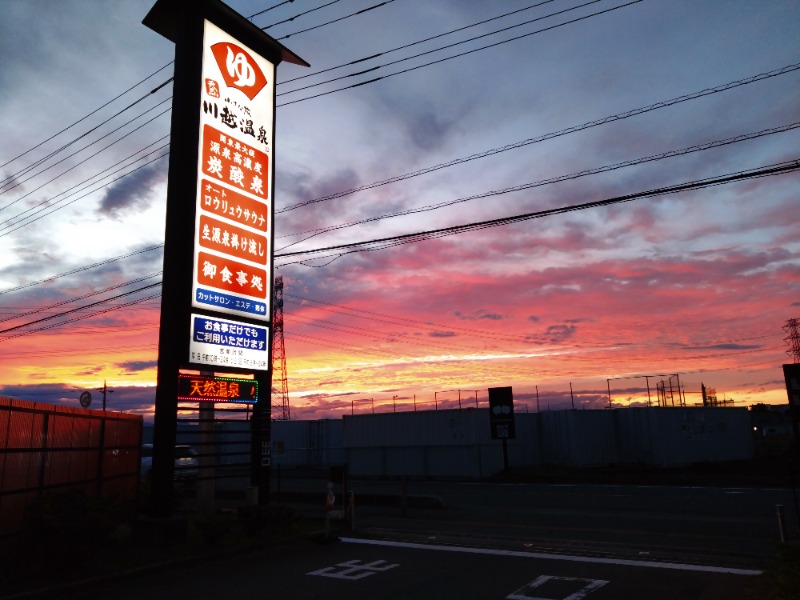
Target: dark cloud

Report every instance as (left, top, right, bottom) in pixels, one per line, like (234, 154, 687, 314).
(524, 324, 578, 345)
(683, 344, 762, 351)
(117, 360, 158, 372)
(97, 162, 166, 219)
(453, 309, 504, 321)
(429, 331, 457, 338)
(317, 380, 345, 387)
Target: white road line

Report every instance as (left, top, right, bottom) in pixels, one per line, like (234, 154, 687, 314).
(339, 537, 763, 576)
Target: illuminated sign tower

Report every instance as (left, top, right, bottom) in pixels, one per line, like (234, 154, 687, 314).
(144, 0, 307, 517)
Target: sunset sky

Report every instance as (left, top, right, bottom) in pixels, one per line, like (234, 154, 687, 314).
(1, 0, 798, 421)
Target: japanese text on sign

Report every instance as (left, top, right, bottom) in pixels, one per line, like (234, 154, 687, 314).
(202, 124, 268, 200)
(189, 314, 269, 370)
(192, 19, 275, 323)
(177, 374, 258, 403)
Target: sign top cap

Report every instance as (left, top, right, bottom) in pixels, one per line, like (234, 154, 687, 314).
(144, 0, 310, 67)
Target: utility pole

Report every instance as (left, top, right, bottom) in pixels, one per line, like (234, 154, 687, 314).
(97, 379, 113, 410)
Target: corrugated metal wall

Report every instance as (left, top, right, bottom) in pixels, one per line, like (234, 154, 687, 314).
(0, 397, 142, 537)
(272, 406, 754, 478)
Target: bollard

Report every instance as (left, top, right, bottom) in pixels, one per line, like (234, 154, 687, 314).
(325, 482, 335, 538)
(776, 504, 787, 543)
(348, 491, 355, 531)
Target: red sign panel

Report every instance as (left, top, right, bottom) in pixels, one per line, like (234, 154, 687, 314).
(210, 42, 268, 100)
(200, 179, 268, 230)
(201, 124, 268, 200)
(198, 213, 268, 262)
(196, 250, 267, 300)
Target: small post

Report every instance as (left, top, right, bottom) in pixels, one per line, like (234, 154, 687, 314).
(348, 491, 355, 531)
(325, 481, 335, 538)
(776, 504, 787, 543)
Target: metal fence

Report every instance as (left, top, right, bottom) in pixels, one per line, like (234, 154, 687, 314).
(0, 397, 143, 538)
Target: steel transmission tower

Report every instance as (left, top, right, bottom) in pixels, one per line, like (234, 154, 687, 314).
(784, 318, 800, 363)
(271, 275, 290, 419)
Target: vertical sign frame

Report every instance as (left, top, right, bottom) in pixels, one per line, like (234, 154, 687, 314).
(144, 0, 307, 517)
(783, 364, 800, 457)
(488, 386, 516, 472)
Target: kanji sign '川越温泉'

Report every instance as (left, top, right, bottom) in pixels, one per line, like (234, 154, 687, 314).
(192, 20, 274, 321)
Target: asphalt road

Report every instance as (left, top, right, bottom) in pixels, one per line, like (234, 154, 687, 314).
(56, 533, 763, 600)
(33, 479, 800, 600)
(290, 478, 798, 567)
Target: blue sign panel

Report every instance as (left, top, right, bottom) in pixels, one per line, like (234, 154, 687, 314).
(195, 287, 267, 317)
(190, 313, 269, 370)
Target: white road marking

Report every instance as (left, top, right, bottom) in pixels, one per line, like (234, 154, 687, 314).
(307, 559, 399, 580)
(339, 537, 762, 576)
(508, 575, 609, 600)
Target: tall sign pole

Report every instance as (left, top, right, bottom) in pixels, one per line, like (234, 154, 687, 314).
(144, 0, 307, 517)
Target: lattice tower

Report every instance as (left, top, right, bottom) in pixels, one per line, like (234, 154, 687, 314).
(271, 275, 290, 419)
(783, 318, 800, 363)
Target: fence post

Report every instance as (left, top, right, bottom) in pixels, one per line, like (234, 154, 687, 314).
(37, 413, 49, 499)
(96, 415, 106, 500)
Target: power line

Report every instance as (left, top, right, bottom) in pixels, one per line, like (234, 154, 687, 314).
(277, 122, 800, 250)
(274, 159, 800, 264)
(0, 136, 169, 233)
(0, 273, 162, 325)
(277, 61, 800, 214)
(0, 148, 169, 238)
(277, 0, 644, 106)
(1, 102, 171, 215)
(0, 245, 162, 296)
(268, 1, 398, 42)
(248, 0, 297, 21)
(0, 79, 172, 199)
(260, 0, 344, 31)
(0, 282, 162, 337)
(6, 158, 794, 341)
(279, 0, 560, 86)
(280, 0, 598, 96)
(0, 63, 172, 174)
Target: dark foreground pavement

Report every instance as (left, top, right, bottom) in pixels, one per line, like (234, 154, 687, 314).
(3, 472, 799, 599)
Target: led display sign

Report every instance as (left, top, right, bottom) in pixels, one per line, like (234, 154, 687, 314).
(177, 373, 258, 403)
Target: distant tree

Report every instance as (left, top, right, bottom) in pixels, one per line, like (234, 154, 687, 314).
(749, 403, 770, 412)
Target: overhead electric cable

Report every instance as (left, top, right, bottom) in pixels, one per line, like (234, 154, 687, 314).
(279, 0, 559, 85)
(0, 78, 173, 197)
(261, 0, 344, 30)
(1, 102, 172, 213)
(0, 136, 169, 233)
(0, 291, 162, 342)
(0, 272, 162, 324)
(281, 0, 599, 95)
(277, 1, 394, 41)
(274, 159, 800, 263)
(278, 61, 800, 213)
(0, 150, 169, 238)
(277, 121, 800, 249)
(0, 62, 172, 173)
(277, 0, 643, 106)
(249, 0, 296, 20)
(0, 282, 162, 336)
(0, 245, 163, 296)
